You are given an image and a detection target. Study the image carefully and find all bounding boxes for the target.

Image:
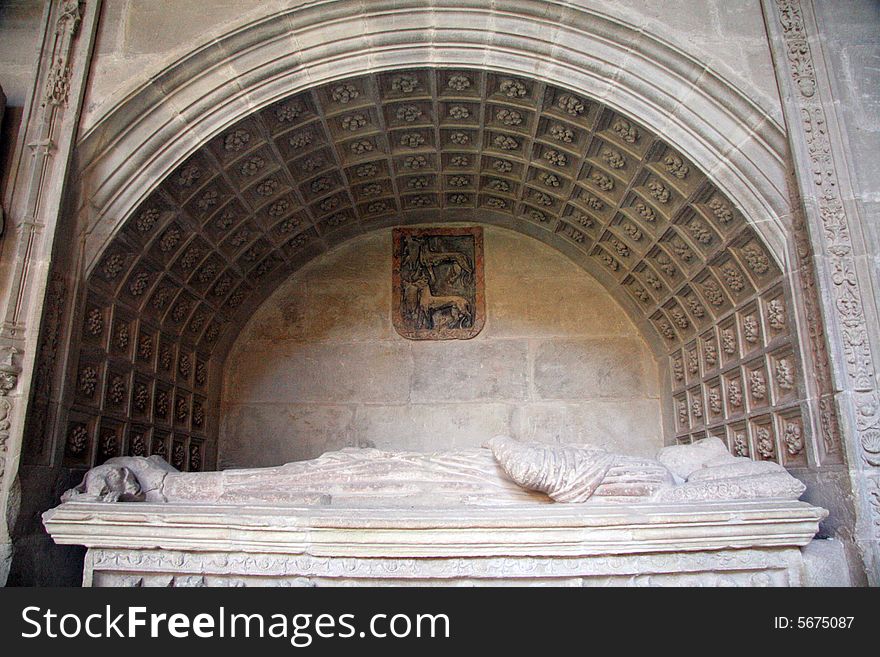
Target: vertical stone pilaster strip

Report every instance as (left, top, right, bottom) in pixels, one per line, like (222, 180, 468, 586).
(0, 0, 102, 585)
(762, 0, 880, 583)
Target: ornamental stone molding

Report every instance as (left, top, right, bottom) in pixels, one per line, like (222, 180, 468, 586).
(762, 0, 880, 584)
(0, 0, 102, 586)
(71, 0, 793, 271)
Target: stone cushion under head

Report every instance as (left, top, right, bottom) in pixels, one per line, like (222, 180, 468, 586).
(655, 437, 735, 480)
(656, 472, 806, 502)
(686, 459, 785, 482)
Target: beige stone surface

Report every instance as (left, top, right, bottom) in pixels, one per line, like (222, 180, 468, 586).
(0, 1, 43, 108)
(532, 339, 658, 400)
(248, 281, 394, 344)
(487, 278, 636, 339)
(350, 404, 514, 453)
(410, 341, 530, 403)
(221, 227, 663, 465)
(510, 401, 664, 456)
(800, 538, 854, 587)
(486, 230, 637, 338)
(230, 341, 414, 404)
(219, 404, 358, 467)
(78, 0, 785, 134)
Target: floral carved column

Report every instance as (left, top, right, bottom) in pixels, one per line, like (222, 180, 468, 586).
(763, 0, 880, 584)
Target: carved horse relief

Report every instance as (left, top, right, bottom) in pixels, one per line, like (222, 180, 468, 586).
(393, 227, 484, 339)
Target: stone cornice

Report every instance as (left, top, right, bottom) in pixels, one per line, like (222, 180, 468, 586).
(44, 499, 827, 557)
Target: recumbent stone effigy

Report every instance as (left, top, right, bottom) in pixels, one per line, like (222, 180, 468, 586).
(58, 436, 806, 507)
(42, 436, 829, 586)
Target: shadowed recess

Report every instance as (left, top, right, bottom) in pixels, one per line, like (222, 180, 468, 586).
(71, 68, 803, 473)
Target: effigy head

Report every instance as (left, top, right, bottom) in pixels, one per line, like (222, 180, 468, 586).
(654, 437, 806, 502)
(656, 436, 735, 481)
(61, 464, 144, 503)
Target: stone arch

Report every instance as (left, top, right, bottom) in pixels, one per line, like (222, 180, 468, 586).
(58, 62, 810, 474)
(72, 0, 792, 267)
(23, 1, 834, 484)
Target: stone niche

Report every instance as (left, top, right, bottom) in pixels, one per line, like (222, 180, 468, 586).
(219, 226, 662, 467)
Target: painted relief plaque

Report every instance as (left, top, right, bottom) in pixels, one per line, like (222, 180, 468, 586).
(393, 227, 485, 340)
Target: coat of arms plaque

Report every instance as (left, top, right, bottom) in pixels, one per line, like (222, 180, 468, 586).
(392, 227, 485, 340)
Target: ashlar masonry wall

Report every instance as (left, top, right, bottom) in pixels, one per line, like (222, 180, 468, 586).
(219, 226, 663, 466)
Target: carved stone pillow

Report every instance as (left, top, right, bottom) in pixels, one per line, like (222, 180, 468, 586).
(655, 436, 734, 480)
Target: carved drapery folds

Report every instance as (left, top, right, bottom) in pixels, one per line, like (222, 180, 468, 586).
(63, 68, 808, 472)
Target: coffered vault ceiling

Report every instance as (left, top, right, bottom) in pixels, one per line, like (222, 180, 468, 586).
(74, 67, 799, 471)
(94, 67, 781, 351)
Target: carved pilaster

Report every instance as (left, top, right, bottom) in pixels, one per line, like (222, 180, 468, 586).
(788, 182, 841, 461)
(763, 0, 880, 582)
(24, 271, 67, 465)
(42, 1, 84, 108)
(0, 0, 102, 584)
(0, 347, 21, 484)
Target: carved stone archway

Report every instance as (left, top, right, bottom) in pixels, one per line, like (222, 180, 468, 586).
(64, 67, 807, 476)
(4, 0, 870, 584)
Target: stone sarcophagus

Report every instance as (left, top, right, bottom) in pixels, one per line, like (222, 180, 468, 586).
(46, 500, 825, 587)
(43, 437, 830, 586)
